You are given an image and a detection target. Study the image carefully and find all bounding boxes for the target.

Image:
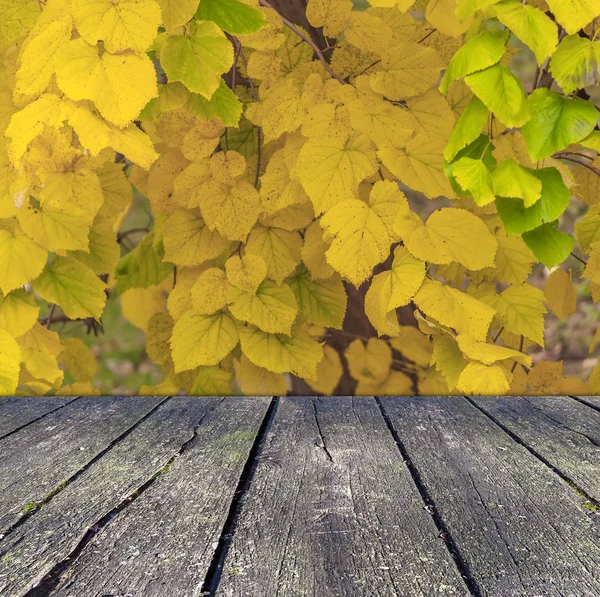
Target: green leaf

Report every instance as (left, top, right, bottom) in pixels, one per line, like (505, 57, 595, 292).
(492, 159, 542, 207)
(195, 0, 266, 34)
(521, 88, 598, 160)
(115, 231, 173, 296)
(549, 34, 600, 94)
(496, 167, 570, 234)
(444, 96, 489, 162)
(464, 64, 530, 127)
(452, 157, 495, 206)
(187, 79, 243, 126)
(522, 222, 574, 268)
(32, 256, 107, 321)
(160, 20, 234, 99)
(171, 311, 239, 372)
(494, 1, 558, 65)
(288, 267, 347, 329)
(440, 30, 509, 95)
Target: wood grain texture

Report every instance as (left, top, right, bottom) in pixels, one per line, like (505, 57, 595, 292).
(217, 396, 470, 597)
(574, 396, 600, 409)
(0, 397, 76, 438)
(50, 397, 271, 597)
(0, 397, 222, 597)
(472, 396, 600, 501)
(0, 396, 164, 533)
(380, 396, 600, 597)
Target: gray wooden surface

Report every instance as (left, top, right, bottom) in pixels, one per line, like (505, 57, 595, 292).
(0, 395, 598, 597)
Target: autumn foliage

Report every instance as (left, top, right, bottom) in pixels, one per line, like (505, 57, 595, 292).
(2, 0, 600, 396)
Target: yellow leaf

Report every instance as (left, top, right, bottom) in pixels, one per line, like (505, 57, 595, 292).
(72, 0, 162, 54)
(289, 267, 347, 329)
(345, 338, 391, 384)
(18, 322, 63, 386)
(300, 221, 335, 280)
(378, 134, 455, 199)
(198, 179, 261, 241)
(0, 327, 21, 395)
(544, 268, 577, 320)
(190, 367, 233, 395)
(55, 38, 158, 127)
(545, 0, 600, 35)
(494, 283, 546, 346)
(234, 354, 288, 395)
(163, 209, 228, 267)
(365, 246, 426, 336)
(68, 217, 121, 276)
(345, 11, 393, 56)
(395, 207, 498, 271)
(320, 180, 406, 286)
(306, 0, 352, 37)
(369, 41, 444, 101)
(32, 256, 107, 321)
(226, 253, 268, 295)
(306, 345, 343, 395)
(245, 226, 303, 284)
(58, 381, 101, 396)
(348, 93, 415, 150)
(0, 0, 39, 50)
(414, 279, 496, 341)
(69, 106, 158, 170)
(228, 280, 298, 335)
(0, 289, 39, 338)
(6, 94, 75, 163)
(190, 268, 228, 315)
(239, 323, 323, 379)
(0, 228, 47, 294)
(426, 0, 473, 37)
(14, 14, 72, 98)
(456, 361, 511, 394)
(356, 370, 413, 395)
(575, 204, 600, 253)
(527, 359, 562, 394)
(59, 337, 98, 382)
(405, 89, 455, 140)
(171, 310, 239, 372)
(259, 150, 309, 215)
(120, 284, 168, 331)
(491, 231, 536, 285)
(17, 199, 91, 252)
(457, 334, 532, 367)
(431, 334, 467, 390)
(157, 0, 199, 31)
(389, 326, 433, 367)
(296, 135, 377, 215)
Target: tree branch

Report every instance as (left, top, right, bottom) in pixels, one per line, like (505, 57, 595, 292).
(257, 0, 346, 84)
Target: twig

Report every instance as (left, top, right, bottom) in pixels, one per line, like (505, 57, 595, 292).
(45, 304, 56, 329)
(553, 154, 600, 177)
(417, 28, 437, 44)
(257, 0, 346, 84)
(570, 251, 587, 266)
(511, 335, 525, 373)
(493, 326, 504, 343)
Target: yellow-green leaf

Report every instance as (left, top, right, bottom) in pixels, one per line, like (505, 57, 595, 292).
(0, 228, 47, 294)
(0, 327, 21, 395)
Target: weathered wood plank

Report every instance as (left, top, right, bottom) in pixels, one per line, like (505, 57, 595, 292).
(0, 397, 76, 438)
(0, 396, 164, 534)
(380, 396, 600, 597)
(218, 396, 470, 597)
(472, 396, 600, 502)
(49, 396, 271, 597)
(0, 397, 223, 596)
(574, 396, 600, 409)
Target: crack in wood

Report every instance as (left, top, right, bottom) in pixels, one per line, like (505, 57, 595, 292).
(18, 396, 225, 597)
(0, 397, 83, 442)
(375, 397, 482, 597)
(465, 397, 600, 514)
(569, 396, 600, 413)
(0, 397, 173, 543)
(312, 399, 334, 463)
(199, 396, 279, 597)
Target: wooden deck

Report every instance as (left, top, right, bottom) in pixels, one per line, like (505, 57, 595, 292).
(0, 396, 599, 597)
